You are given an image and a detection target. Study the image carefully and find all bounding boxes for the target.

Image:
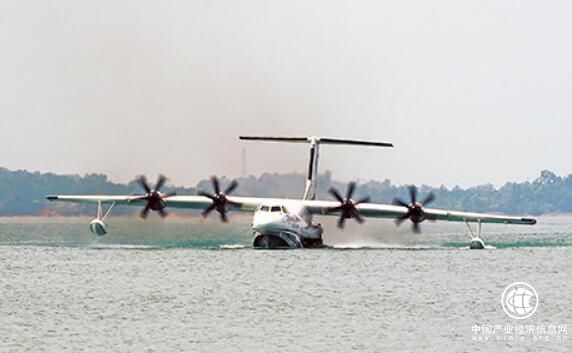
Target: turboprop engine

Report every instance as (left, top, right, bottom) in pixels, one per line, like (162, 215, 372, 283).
(89, 219, 108, 236)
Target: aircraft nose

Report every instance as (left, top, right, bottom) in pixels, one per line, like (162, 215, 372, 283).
(253, 213, 287, 232)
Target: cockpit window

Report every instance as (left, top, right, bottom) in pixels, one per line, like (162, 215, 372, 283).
(281, 206, 288, 213)
(260, 205, 269, 212)
(270, 206, 281, 212)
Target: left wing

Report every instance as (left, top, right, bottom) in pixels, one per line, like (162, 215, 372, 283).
(418, 207, 536, 225)
(301, 201, 535, 225)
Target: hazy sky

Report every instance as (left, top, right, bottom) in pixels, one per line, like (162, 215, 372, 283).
(1, 1, 571, 188)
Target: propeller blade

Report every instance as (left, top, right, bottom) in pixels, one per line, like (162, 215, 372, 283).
(154, 175, 167, 191)
(392, 198, 409, 208)
(346, 182, 356, 199)
(422, 192, 435, 206)
(138, 176, 151, 194)
(426, 214, 438, 221)
(395, 213, 410, 226)
(198, 191, 215, 200)
(355, 197, 370, 205)
(328, 187, 344, 203)
(129, 195, 148, 202)
(327, 205, 343, 213)
(135, 174, 173, 219)
(224, 180, 238, 195)
(408, 185, 417, 204)
(393, 185, 435, 232)
(140, 205, 151, 219)
(211, 176, 220, 194)
(353, 211, 365, 224)
(330, 182, 369, 229)
(201, 203, 216, 218)
(227, 200, 242, 208)
(198, 176, 238, 223)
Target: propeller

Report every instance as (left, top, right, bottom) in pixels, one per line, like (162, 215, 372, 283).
(327, 182, 370, 228)
(132, 175, 176, 219)
(392, 185, 435, 233)
(198, 176, 241, 222)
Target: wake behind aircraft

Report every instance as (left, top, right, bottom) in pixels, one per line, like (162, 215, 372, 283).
(46, 136, 536, 249)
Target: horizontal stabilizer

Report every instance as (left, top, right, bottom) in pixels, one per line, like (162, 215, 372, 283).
(239, 136, 393, 147)
(319, 138, 393, 147)
(239, 136, 307, 143)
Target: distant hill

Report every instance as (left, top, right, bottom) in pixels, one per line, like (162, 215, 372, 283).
(0, 167, 571, 216)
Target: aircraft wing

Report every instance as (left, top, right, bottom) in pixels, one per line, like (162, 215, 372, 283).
(416, 208, 536, 225)
(45, 194, 265, 212)
(165, 195, 260, 211)
(46, 194, 536, 225)
(301, 201, 535, 225)
(164, 197, 537, 225)
(46, 195, 145, 205)
(303, 200, 405, 219)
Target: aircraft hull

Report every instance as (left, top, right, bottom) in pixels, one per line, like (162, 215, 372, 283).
(253, 232, 324, 249)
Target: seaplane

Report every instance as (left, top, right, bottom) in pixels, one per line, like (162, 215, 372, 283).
(46, 136, 537, 249)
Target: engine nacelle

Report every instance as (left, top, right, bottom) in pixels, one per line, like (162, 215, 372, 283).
(89, 219, 108, 236)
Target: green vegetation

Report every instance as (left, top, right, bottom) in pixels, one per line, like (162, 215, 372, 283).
(0, 167, 569, 216)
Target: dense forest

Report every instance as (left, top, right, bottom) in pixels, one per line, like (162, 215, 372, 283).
(0, 167, 571, 216)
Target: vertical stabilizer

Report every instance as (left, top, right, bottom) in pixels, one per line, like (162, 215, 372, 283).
(239, 136, 393, 200)
(303, 138, 320, 200)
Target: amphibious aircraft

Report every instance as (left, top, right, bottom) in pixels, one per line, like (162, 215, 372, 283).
(46, 136, 536, 249)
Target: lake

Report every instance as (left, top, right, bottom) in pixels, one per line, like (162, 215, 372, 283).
(0, 216, 570, 352)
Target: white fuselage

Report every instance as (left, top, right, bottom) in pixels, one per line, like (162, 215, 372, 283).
(251, 203, 323, 248)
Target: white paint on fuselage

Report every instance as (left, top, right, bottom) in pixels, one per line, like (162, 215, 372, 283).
(252, 203, 322, 239)
(253, 204, 305, 234)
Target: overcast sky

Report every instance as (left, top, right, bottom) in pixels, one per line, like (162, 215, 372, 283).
(1, 0, 571, 188)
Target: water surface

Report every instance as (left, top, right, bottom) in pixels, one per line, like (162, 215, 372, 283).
(0, 216, 570, 352)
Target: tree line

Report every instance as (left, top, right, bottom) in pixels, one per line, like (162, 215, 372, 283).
(0, 167, 569, 216)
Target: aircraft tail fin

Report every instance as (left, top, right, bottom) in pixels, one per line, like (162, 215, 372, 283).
(239, 136, 393, 200)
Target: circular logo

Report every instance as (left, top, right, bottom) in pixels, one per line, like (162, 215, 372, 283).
(501, 282, 539, 320)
